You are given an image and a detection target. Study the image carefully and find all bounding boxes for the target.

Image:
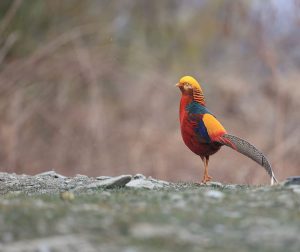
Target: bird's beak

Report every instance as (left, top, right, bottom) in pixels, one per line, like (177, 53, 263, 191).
(175, 83, 180, 87)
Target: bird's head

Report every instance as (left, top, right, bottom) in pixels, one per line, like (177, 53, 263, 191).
(176, 75, 205, 105)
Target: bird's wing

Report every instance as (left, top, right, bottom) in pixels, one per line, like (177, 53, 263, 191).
(185, 102, 227, 143)
(202, 113, 227, 142)
(187, 112, 227, 143)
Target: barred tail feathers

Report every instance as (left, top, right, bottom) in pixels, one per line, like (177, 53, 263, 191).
(219, 134, 278, 185)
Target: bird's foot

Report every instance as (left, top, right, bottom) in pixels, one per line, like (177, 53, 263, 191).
(201, 175, 212, 184)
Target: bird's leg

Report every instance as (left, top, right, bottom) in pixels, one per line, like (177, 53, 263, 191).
(201, 156, 212, 183)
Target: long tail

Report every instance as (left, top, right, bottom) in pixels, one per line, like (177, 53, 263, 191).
(218, 134, 278, 185)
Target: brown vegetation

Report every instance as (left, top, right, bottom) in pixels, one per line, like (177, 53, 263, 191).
(0, 0, 299, 184)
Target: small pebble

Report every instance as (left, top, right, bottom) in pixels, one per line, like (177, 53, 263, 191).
(133, 174, 146, 180)
(204, 190, 224, 199)
(60, 191, 75, 202)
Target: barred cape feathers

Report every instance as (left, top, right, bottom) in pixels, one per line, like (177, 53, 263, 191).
(193, 88, 205, 105)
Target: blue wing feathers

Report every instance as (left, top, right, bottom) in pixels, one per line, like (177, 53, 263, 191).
(195, 120, 211, 142)
(186, 102, 212, 143)
(185, 101, 210, 114)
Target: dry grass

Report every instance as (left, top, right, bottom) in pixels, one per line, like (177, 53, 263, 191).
(0, 0, 299, 184)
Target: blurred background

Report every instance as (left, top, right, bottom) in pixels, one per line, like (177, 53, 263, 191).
(0, 0, 299, 184)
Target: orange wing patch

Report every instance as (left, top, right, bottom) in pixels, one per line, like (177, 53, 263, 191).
(203, 114, 227, 141)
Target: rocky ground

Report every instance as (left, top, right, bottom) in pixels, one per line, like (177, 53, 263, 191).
(0, 172, 300, 252)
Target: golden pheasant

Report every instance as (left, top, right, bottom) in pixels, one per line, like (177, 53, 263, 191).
(176, 75, 277, 185)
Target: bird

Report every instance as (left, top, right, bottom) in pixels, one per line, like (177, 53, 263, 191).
(176, 75, 278, 185)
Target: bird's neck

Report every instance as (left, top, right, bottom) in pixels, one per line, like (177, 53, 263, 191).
(179, 94, 190, 123)
(193, 88, 205, 105)
(180, 94, 206, 122)
(180, 93, 205, 108)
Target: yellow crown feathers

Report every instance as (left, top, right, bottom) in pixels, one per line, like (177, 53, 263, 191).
(179, 76, 205, 105)
(179, 76, 203, 92)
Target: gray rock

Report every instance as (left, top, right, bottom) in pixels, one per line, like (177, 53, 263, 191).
(87, 175, 132, 189)
(148, 177, 170, 185)
(283, 176, 300, 186)
(126, 178, 166, 189)
(75, 174, 88, 178)
(96, 176, 112, 180)
(133, 174, 146, 180)
(35, 171, 66, 179)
